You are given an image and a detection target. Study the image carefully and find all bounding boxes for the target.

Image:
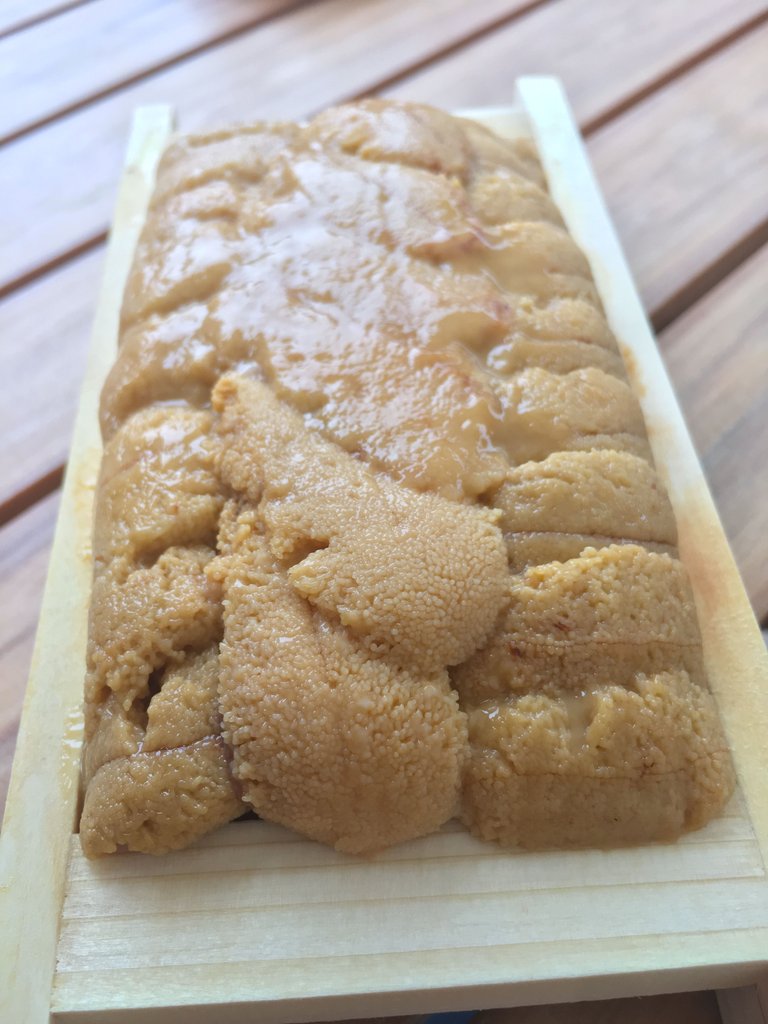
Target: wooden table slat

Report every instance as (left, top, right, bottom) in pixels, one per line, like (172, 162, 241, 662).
(0, 0, 540, 296)
(385, 0, 768, 131)
(0, 0, 86, 39)
(0, 491, 60, 814)
(0, 0, 300, 144)
(0, 251, 102, 523)
(660, 245, 768, 623)
(583, 25, 768, 328)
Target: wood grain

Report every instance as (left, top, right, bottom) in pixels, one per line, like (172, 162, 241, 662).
(52, 811, 768, 1021)
(0, 0, 537, 295)
(587, 24, 768, 327)
(385, 0, 768, 129)
(0, 250, 102, 523)
(0, 0, 85, 39)
(660, 246, 768, 622)
(0, 0, 298, 143)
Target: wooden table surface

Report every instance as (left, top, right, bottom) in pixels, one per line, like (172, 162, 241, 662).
(1, 2, 767, 1021)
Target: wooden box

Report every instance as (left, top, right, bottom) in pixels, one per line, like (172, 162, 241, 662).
(2, 78, 767, 1024)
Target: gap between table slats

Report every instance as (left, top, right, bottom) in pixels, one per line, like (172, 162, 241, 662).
(0, 0, 317, 145)
(1, 0, 557, 146)
(0, 0, 90, 41)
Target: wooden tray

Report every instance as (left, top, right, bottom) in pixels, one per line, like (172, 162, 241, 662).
(2, 78, 767, 1024)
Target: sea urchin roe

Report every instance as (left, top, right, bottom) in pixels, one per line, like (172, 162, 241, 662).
(213, 376, 509, 674)
(80, 98, 734, 857)
(492, 449, 678, 544)
(455, 547, 733, 847)
(461, 673, 733, 849)
(100, 98, 630, 495)
(212, 502, 468, 854)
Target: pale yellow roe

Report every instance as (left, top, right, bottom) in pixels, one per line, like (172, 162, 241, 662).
(79, 99, 734, 858)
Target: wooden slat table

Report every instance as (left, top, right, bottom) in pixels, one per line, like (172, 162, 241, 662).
(1, 2, 766, 1020)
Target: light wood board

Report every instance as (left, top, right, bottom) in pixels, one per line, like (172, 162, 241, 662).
(0, 104, 175, 1024)
(1, 79, 767, 1023)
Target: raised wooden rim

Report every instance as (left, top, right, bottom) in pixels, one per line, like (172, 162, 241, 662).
(0, 105, 174, 1024)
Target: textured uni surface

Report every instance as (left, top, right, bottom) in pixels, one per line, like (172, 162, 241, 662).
(79, 99, 734, 857)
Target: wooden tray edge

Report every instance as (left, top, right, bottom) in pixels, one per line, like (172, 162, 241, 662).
(0, 105, 174, 1024)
